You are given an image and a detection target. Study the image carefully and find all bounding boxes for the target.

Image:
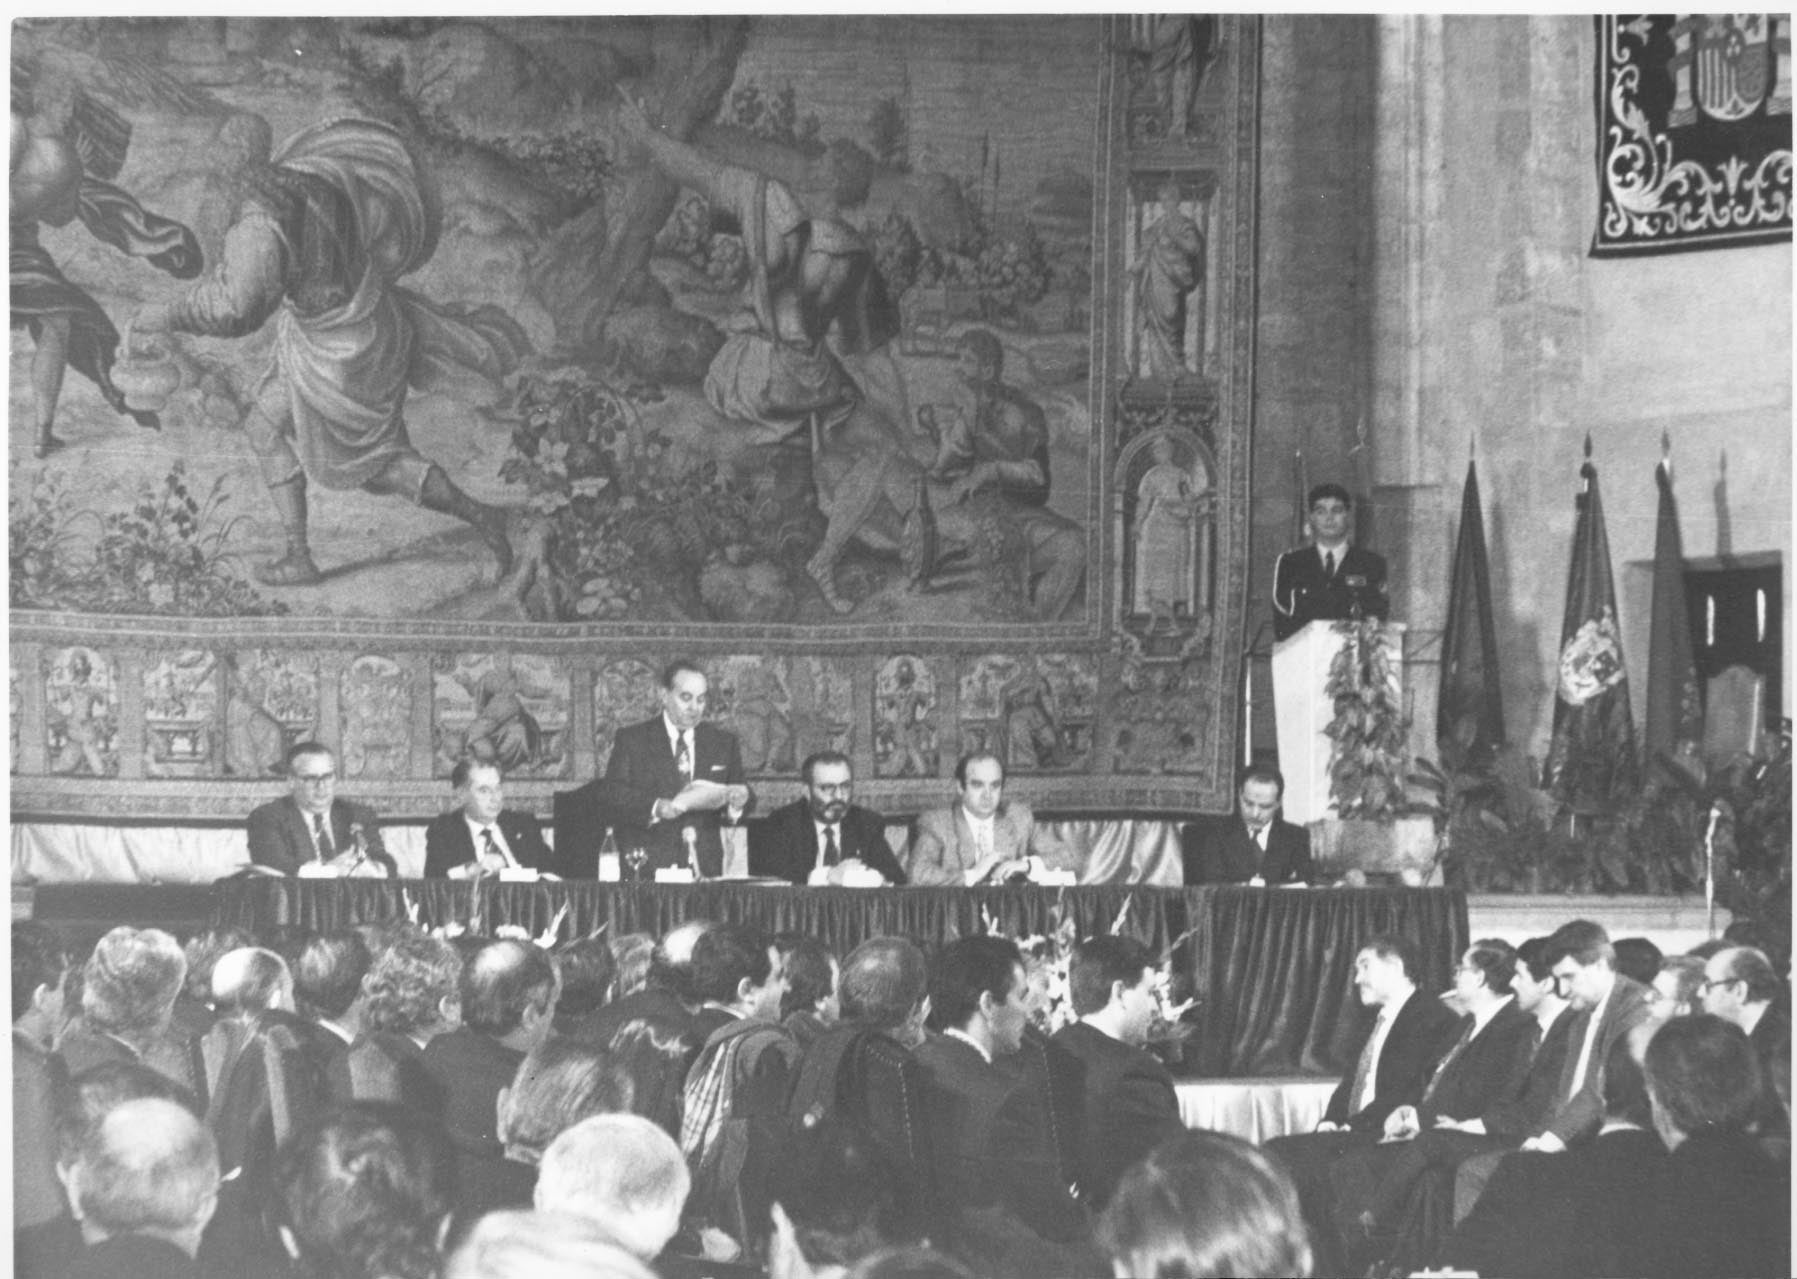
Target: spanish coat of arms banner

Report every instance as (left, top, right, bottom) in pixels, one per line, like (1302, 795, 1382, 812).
(1593, 14, 1793, 256)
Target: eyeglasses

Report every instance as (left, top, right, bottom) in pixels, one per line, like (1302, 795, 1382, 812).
(1698, 976, 1742, 995)
(294, 771, 336, 786)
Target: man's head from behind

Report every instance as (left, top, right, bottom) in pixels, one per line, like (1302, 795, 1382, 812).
(360, 934, 463, 1039)
(461, 939, 559, 1048)
(447, 1209, 657, 1279)
(1643, 1012, 1763, 1148)
(54, 1061, 201, 1181)
(13, 919, 68, 1025)
(647, 920, 713, 1006)
(1649, 955, 1706, 1023)
(692, 923, 784, 1021)
(83, 926, 187, 1044)
(1545, 919, 1616, 1012)
(1098, 1129, 1312, 1279)
(293, 931, 372, 1023)
(1069, 934, 1159, 1046)
(927, 935, 1028, 1057)
(838, 937, 929, 1045)
(211, 947, 294, 1017)
(498, 1037, 634, 1162)
(535, 1114, 689, 1261)
(61, 1097, 219, 1256)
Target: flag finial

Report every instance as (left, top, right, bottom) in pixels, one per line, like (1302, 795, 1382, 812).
(1583, 433, 1593, 460)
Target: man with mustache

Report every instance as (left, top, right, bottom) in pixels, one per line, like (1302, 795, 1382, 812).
(748, 751, 905, 885)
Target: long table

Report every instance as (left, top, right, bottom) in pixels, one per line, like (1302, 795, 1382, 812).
(211, 878, 1466, 1078)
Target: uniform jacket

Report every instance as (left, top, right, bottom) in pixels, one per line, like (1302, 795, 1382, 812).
(1273, 543, 1390, 640)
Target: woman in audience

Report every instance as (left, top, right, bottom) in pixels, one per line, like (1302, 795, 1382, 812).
(1097, 1130, 1313, 1278)
(550, 936, 617, 1038)
(274, 1102, 455, 1279)
(351, 934, 463, 1113)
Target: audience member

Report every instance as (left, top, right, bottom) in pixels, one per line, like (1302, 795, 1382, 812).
(778, 935, 841, 1048)
(1097, 1129, 1313, 1279)
(1049, 934, 1183, 1209)
(905, 751, 1036, 886)
(1699, 945, 1788, 1087)
(1440, 1029, 1666, 1279)
(272, 1103, 454, 1279)
(609, 933, 655, 1002)
(14, 919, 72, 1048)
(424, 759, 555, 878)
(349, 933, 461, 1115)
(765, 1117, 922, 1279)
(424, 939, 560, 1158)
(682, 923, 798, 1243)
(550, 935, 617, 1037)
(444, 1210, 657, 1279)
(1611, 935, 1664, 988)
(59, 926, 205, 1101)
(1262, 933, 1459, 1274)
(537, 1113, 691, 1261)
(914, 935, 1087, 1252)
(843, 1246, 976, 1279)
(1641, 1013, 1791, 1278)
(576, 921, 713, 1136)
(1649, 953, 1706, 1021)
(177, 928, 253, 1035)
(749, 750, 906, 885)
(15, 921, 72, 1235)
(59, 1097, 220, 1279)
(248, 741, 395, 876)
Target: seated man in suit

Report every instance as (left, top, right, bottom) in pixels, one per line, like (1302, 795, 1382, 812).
(912, 936, 1088, 1248)
(247, 741, 394, 877)
(1271, 482, 1389, 641)
(424, 759, 555, 878)
(748, 750, 906, 885)
(1263, 933, 1461, 1275)
(1049, 935, 1184, 1210)
(1181, 764, 1313, 885)
(905, 751, 1035, 886)
(596, 659, 753, 878)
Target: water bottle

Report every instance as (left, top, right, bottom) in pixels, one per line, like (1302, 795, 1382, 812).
(598, 827, 621, 882)
(683, 826, 702, 881)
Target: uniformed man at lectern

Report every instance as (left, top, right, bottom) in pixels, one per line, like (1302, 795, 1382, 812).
(1272, 483, 1389, 641)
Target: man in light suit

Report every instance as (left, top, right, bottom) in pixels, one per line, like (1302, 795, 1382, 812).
(598, 659, 752, 877)
(1181, 764, 1314, 884)
(748, 750, 907, 885)
(1271, 482, 1389, 641)
(423, 759, 555, 878)
(247, 742, 394, 876)
(905, 751, 1035, 886)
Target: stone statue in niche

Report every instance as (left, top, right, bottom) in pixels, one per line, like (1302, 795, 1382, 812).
(143, 650, 219, 776)
(1131, 433, 1213, 627)
(222, 650, 317, 778)
(1135, 15, 1217, 141)
(45, 646, 118, 777)
(875, 655, 938, 779)
(1132, 179, 1206, 381)
(341, 655, 410, 780)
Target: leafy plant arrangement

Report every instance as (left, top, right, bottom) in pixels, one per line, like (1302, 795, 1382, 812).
(501, 367, 818, 622)
(10, 464, 286, 618)
(1323, 617, 1412, 820)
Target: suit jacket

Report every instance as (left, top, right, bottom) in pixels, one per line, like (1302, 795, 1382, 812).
(1417, 999, 1538, 1128)
(1646, 1128, 1791, 1279)
(1324, 989, 1463, 1132)
(1051, 1021, 1184, 1209)
(1272, 542, 1389, 640)
(1443, 1127, 1668, 1279)
(1180, 814, 1313, 884)
(420, 1028, 525, 1154)
(422, 808, 555, 878)
(65, 1234, 199, 1279)
(1539, 974, 1652, 1146)
(572, 986, 707, 1138)
(905, 802, 1036, 886)
(911, 1032, 1085, 1242)
(1483, 1005, 1574, 1142)
(246, 796, 394, 876)
(596, 717, 752, 877)
(748, 799, 907, 884)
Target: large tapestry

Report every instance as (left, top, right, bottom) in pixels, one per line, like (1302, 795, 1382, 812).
(10, 16, 1258, 822)
(1593, 14, 1794, 256)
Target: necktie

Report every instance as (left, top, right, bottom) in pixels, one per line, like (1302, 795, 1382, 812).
(1424, 1018, 1475, 1104)
(314, 814, 335, 860)
(1323, 550, 1336, 578)
(1349, 1009, 1392, 1114)
(482, 827, 503, 865)
(675, 732, 692, 781)
(823, 826, 840, 867)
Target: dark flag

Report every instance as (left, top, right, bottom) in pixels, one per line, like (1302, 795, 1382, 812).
(1545, 438, 1637, 812)
(1437, 458, 1505, 766)
(1643, 445, 1703, 775)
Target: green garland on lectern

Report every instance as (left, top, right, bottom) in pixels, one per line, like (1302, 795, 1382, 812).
(1323, 617, 1412, 821)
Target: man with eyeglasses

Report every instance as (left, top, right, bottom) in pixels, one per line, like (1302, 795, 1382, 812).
(247, 741, 394, 876)
(1698, 945, 1789, 1140)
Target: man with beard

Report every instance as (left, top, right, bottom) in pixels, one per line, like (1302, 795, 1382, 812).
(749, 750, 905, 885)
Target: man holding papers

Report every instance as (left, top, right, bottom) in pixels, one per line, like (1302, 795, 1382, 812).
(599, 658, 753, 877)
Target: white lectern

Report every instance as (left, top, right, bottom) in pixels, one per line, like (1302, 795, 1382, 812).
(1272, 620, 1404, 825)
